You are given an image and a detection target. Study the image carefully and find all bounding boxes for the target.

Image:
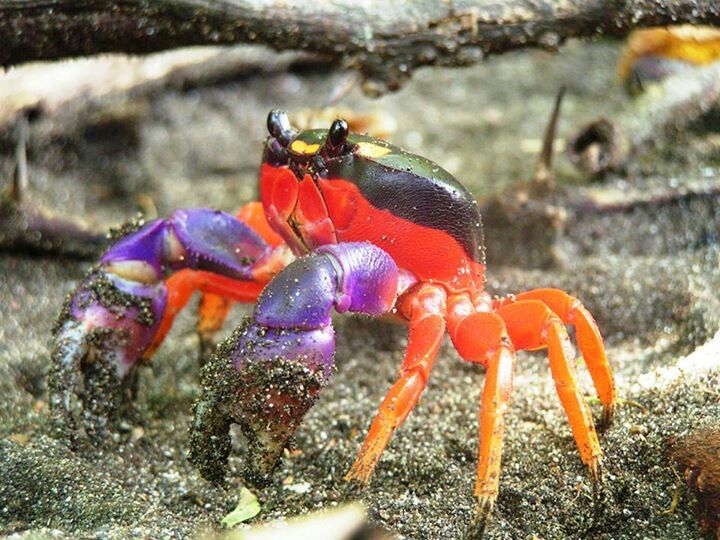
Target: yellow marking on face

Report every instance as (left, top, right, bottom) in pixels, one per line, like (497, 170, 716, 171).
(290, 140, 321, 155)
(356, 141, 392, 158)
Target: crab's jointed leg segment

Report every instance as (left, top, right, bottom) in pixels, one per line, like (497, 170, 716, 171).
(147, 201, 292, 360)
(512, 288, 615, 425)
(144, 270, 271, 359)
(235, 201, 286, 249)
(197, 291, 234, 351)
(496, 300, 603, 481)
(188, 242, 401, 485)
(447, 294, 516, 512)
(345, 283, 447, 484)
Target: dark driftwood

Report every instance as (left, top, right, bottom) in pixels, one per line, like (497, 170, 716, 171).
(2, 0, 720, 94)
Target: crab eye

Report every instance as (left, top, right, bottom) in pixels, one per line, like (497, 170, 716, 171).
(326, 118, 349, 151)
(267, 110, 295, 145)
(323, 118, 350, 158)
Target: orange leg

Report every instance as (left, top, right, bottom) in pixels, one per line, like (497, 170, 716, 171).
(510, 288, 615, 425)
(144, 271, 268, 359)
(447, 294, 515, 512)
(345, 284, 447, 484)
(195, 202, 289, 355)
(235, 201, 285, 248)
(197, 293, 234, 349)
(496, 300, 603, 482)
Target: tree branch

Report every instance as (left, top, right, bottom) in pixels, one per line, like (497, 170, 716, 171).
(2, 0, 720, 93)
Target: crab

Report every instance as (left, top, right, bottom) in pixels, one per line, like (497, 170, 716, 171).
(48, 110, 616, 514)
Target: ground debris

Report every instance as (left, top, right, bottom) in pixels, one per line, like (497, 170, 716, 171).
(670, 427, 720, 538)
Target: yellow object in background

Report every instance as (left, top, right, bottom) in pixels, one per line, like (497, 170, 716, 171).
(618, 26, 720, 92)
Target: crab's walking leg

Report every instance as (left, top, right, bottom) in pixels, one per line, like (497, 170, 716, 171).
(48, 208, 284, 434)
(512, 288, 615, 425)
(197, 292, 234, 356)
(143, 270, 272, 359)
(345, 283, 447, 484)
(496, 300, 603, 481)
(447, 295, 515, 513)
(188, 242, 400, 485)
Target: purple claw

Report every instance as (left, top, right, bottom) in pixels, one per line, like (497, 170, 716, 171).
(254, 254, 338, 329)
(169, 209, 269, 279)
(100, 219, 167, 277)
(101, 209, 270, 280)
(233, 324, 336, 379)
(48, 208, 276, 436)
(316, 243, 401, 316)
(188, 242, 400, 485)
(48, 271, 167, 435)
(189, 321, 335, 485)
(65, 272, 168, 375)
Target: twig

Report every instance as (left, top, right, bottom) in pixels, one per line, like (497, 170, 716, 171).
(619, 399, 649, 414)
(569, 182, 720, 215)
(0, 115, 107, 259)
(658, 469, 683, 516)
(532, 86, 566, 189)
(0, 47, 327, 133)
(10, 114, 28, 204)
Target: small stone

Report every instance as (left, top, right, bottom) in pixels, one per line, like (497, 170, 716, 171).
(284, 482, 312, 494)
(130, 427, 145, 443)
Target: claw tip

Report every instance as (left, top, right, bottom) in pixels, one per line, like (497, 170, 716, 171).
(589, 458, 604, 485)
(600, 404, 615, 430)
(466, 496, 496, 540)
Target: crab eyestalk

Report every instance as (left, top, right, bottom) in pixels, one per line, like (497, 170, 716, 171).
(188, 242, 399, 485)
(323, 118, 350, 157)
(267, 110, 297, 147)
(264, 110, 299, 166)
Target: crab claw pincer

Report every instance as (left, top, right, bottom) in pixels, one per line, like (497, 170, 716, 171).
(188, 322, 335, 485)
(188, 242, 399, 485)
(48, 270, 167, 436)
(47, 208, 274, 437)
